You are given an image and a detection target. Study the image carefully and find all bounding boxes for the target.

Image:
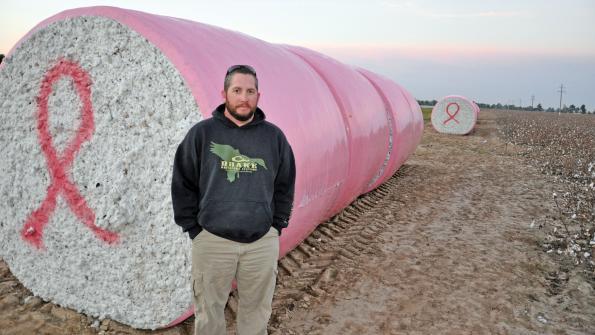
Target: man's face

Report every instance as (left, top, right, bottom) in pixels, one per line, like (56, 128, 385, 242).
(222, 73, 260, 123)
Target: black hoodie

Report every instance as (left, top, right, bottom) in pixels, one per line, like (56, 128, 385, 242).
(171, 104, 296, 243)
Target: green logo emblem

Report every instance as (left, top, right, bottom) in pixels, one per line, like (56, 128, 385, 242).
(210, 142, 267, 182)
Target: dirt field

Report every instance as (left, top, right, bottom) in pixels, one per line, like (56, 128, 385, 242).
(1, 110, 594, 334)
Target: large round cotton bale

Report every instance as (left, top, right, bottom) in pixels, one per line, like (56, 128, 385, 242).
(0, 6, 423, 329)
(431, 95, 479, 135)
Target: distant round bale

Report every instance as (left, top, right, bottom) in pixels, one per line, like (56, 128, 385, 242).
(431, 95, 479, 135)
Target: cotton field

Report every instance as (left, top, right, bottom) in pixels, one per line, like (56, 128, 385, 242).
(497, 111, 595, 270)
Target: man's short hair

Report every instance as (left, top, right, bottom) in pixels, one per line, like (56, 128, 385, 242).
(224, 64, 258, 92)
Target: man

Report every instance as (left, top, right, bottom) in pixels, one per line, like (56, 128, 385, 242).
(171, 64, 296, 335)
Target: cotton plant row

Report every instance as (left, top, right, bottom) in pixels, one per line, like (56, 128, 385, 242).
(497, 111, 595, 270)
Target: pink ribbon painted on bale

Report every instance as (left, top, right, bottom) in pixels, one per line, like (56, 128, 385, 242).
(21, 59, 119, 250)
(443, 102, 460, 125)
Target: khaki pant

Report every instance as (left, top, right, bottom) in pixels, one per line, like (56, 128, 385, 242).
(192, 227, 279, 335)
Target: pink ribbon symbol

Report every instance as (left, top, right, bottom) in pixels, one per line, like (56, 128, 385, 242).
(443, 102, 460, 125)
(21, 59, 119, 249)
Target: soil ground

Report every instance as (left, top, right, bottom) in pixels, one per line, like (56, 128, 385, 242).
(1, 110, 594, 334)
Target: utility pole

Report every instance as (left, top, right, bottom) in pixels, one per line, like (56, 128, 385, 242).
(557, 84, 566, 115)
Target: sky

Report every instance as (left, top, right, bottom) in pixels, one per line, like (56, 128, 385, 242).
(1, 0, 594, 110)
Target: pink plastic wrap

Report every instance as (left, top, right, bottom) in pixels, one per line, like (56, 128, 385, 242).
(356, 68, 422, 189)
(282, 45, 391, 214)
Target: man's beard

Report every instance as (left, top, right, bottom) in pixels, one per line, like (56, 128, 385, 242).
(225, 101, 255, 122)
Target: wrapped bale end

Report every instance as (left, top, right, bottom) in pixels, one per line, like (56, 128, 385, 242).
(0, 15, 200, 329)
(431, 95, 479, 135)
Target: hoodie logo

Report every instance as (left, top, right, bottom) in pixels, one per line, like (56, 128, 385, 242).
(210, 142, 267, 182)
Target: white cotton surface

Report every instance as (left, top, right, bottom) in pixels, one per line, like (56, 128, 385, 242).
(0, 16, 201, 329)
(431, 97, 477, 135)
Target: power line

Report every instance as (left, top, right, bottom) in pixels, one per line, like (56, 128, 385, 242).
(557, 84, 566, 114)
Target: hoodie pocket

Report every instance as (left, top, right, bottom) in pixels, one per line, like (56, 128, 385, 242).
(198, 200, 273, 242)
